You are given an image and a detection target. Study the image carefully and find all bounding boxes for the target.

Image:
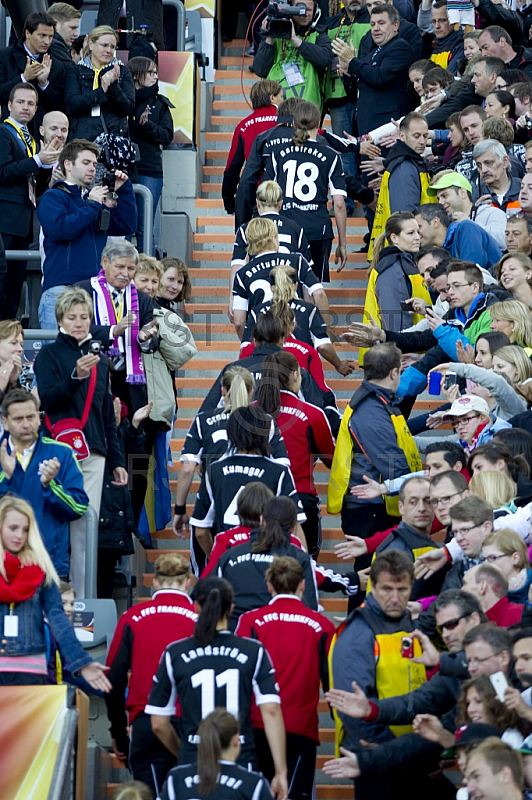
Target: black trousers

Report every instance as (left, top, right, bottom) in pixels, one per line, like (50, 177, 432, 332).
(299, 492, 322, 557)
(253, 728, 316, 800)
(0, 233, 28, 319)
(309, 238, 333, 283)
(129, 712, 179, 796)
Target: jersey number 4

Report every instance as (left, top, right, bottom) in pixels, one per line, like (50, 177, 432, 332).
(283, 160, 319, 202)
(191, 667, 240, 718)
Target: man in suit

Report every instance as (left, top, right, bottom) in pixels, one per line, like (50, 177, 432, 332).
(78, 241, 156, 522)
(0, 82, 62, 318)
(0, 11, 65, 130)
(332, 3, 415, 135)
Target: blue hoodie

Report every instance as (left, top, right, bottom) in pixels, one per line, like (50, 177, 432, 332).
(37, 178, 137, 292)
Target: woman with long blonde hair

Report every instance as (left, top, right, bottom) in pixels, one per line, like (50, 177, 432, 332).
(489, 299, 532, 352)
(241, 264, 352, 373)
(0, 496, 110, 690)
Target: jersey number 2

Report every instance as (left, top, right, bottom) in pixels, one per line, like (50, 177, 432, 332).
(191, 667, 240, 718)
(283, 160, 319, 202)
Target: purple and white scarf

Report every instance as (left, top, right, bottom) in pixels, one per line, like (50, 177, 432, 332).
(90, 270, 146, 384)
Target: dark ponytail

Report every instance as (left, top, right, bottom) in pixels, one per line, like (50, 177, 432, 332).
(198, 709, 240, 795)
(194, 577, 234, 645)
(256, 351, 299, 416)
(292, 100, 320, 147)
(253, 496, 297, 554)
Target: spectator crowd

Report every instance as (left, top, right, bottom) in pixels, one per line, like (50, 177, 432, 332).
(12, 0, 532, 799)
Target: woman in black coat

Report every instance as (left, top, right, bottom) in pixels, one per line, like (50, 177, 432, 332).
(65, 25, 135, 142)
(127, 56, 174, 255)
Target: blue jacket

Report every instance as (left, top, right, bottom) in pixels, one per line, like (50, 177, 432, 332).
(37, 178, 137, 292)
(0, 434, 89, 576)
(0, 581, 91, 673)
(443, 219, 502, 270)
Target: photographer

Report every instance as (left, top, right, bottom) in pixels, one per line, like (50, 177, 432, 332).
(253, 0, 332, 111)
(37, 138, 137, 330)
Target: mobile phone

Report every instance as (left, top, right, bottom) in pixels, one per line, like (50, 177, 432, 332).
(400, 300, 412, 312)
(401, 636, 414, 659)
(489, 671, 508, 702)
(443, 372, 457, 390)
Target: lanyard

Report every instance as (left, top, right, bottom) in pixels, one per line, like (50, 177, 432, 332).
(334, 13, 356, 42)
(281, 27, 312, 62)
(5, 119, 36, 157)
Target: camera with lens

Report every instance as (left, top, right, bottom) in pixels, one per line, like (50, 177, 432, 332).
(89, 340, 102, 355)
(265, 2, 307, 39)
(101, 170, 116, 192)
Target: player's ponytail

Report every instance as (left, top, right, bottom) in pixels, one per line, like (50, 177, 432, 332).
(198, 710, 240, 795)
(194, 577, 234, 645)
(270, 264, 297, 305)
(222, 366, 255, 414)
(257, 351, 299, 416)
(292, 100, 320, 147)
(253, 496, 297, 554)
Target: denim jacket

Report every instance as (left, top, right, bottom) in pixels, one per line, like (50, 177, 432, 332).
(0, 581, 91, 674)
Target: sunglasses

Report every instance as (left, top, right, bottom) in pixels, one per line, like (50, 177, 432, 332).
(436, 613, 471, 634)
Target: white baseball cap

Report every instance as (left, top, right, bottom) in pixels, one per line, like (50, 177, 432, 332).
(443, 395, 490, 419)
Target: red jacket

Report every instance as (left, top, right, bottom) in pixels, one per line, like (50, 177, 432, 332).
(486, 596, 524, 627)
(240, 336, 329, 392)
(222, 105, 278, 213)
(236, 594, 335, 741)
(260, 390, 334, 495)
(105, 589, 197, 730)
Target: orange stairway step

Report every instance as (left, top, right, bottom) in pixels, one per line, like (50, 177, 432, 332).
(193, 251, 370, 264)
(194, 232, 366, 246)
(183, 303, 363, 316)
(219, 56, 253, 67)
(205, 132, 233, 142)
(188, 267, 370, 281)
(213, 99, 251, 110)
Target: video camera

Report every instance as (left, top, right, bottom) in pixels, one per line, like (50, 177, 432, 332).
(266, 2, 308, 39)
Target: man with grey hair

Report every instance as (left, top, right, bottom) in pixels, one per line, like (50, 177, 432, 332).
(77, 241, 156, 521)
(473, 138, 522, 212)
(38, 137, 137, 330)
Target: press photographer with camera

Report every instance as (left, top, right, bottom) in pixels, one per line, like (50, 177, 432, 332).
(37, 138, 137, 330)
(253, 0, 332, 111)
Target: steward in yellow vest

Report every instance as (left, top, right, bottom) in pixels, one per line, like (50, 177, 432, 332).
(328, 344, 423, 536)
(369, 112, 436, 261)
(328, 551, 426, 759)
(361, 211, 432, 366)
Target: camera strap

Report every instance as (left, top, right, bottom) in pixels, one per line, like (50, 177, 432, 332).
(281, 26, 312, 61)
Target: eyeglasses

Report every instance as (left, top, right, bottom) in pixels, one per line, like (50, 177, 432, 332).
(446, 282, 473, 291)
(452, 414, 480, 428)
(429, 491, 463, 507)
(449, 524, 480, 537)
(480, 553, 508, 564)
(466, 651, 502, 666)
(436, 613, 471, 634)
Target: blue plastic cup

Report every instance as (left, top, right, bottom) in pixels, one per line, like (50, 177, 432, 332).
(428, 372, 441, 395)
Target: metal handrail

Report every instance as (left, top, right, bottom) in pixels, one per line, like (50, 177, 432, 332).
(3, 182, 153, 264)
(163, 0, 186, 52)
(47, 706, 79, 800)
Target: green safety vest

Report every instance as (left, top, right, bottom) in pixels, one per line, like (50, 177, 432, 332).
(322, 13, 370, 104)
(267, 31, 325, 110)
